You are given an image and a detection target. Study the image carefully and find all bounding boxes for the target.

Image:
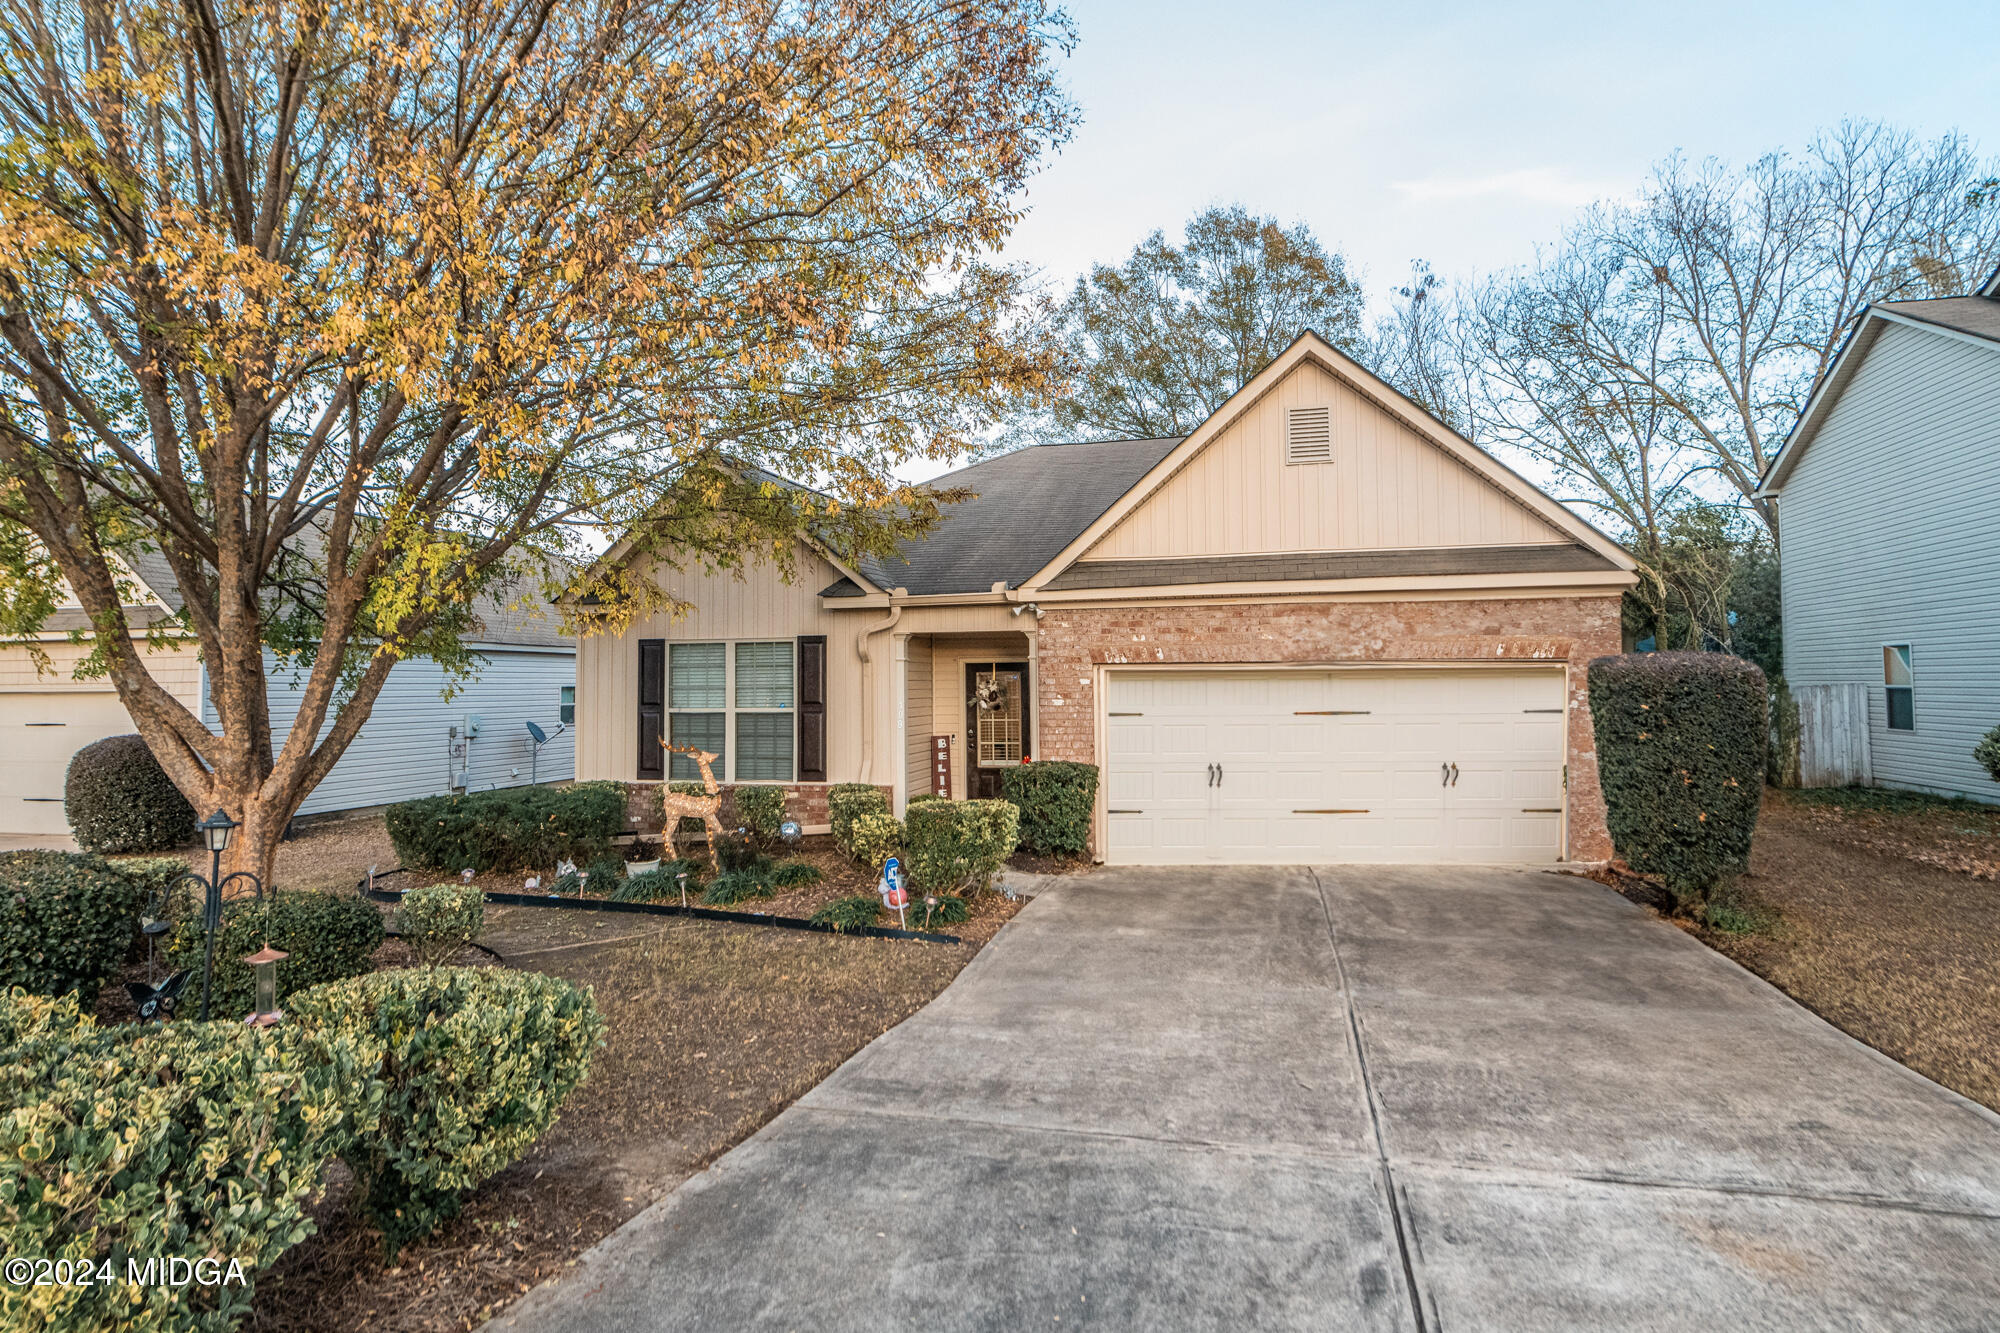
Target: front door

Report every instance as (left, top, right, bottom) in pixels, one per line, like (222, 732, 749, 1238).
(964, 662, 1030, 799)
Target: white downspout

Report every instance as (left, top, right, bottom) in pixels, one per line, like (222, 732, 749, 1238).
(855, 599, 902, 784)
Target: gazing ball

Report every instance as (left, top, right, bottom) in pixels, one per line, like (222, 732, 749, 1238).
(778, 819, 804, 846)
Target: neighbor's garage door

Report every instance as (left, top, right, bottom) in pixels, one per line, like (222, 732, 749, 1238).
(1104, 669, 1566, 865)
(0, 692, 138, 837)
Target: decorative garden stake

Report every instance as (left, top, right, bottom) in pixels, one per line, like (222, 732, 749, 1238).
(126, 970, 190, 1022)
(677, 871, 690, 908)
(242, 946, 289, 1027)
(460, 867, 476, 883)
(877, 856, 908, 928)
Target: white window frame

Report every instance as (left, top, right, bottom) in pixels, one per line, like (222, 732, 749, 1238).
(1881, 642, 1915, 733)
(667, 640, 796, 782)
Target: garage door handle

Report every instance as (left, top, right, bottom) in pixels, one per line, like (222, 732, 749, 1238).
(1450, 763, 1459, 787)
(1215, 764, 1223, 786)
(1441, 763, 1449, 787)
(1206, 763, 1215, 787)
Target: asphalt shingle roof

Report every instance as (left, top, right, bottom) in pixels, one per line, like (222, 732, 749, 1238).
(1876, 295, 2000, 346)
(836, 436, 1183, 596)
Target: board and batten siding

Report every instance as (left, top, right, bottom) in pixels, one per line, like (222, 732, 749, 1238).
(903, 635, 934, 797)
(204, 647, 575, 816)
(1778, 319, 2000, 802)
(1080, 360, 1565, 561)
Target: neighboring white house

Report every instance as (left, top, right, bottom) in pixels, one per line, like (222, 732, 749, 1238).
(1758, 267, 2000, 804)
(0, 550, 575, 839)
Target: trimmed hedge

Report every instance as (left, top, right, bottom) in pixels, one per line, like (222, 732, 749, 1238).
(63, 733, 196, 854)
(847, 812, 903, 873)
(733, 786, 786, 846)
(290, 967, 604, 1255)
(0, 850, 149, 998)
(167, 890, 385, 1018)
(829, 784, 889, 859)
(385, 781, 626, 873)
(1588, 651, 1766, 907)
(904, 799, 1019, 895)
(1001, 761, 1098, 857)
(396, 884, 485, 967)
(0, 987, 381, 1333)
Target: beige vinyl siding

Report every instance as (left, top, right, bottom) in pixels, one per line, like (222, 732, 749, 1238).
(1778, 320, 2000, 802)
(0, 639, 203, 709)
(1081, 360, 1564, 561)
(903, 634, 933, 797)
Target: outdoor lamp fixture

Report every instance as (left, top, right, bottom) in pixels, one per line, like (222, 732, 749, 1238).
(242, 945, 289, 1027)
(199, 807, 238, 853)
(179, 807, 267, 1022)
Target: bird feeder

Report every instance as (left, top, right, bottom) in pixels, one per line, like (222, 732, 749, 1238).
(242, 945, 289, 1027)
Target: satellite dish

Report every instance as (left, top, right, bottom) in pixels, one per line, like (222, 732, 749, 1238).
(526, 719, 548, 744)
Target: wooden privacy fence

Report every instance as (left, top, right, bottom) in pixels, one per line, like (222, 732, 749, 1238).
(1796, 683, 1872, 788)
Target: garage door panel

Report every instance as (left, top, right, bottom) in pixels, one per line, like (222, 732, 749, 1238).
(1105, 668, 1567, 867)
(2, 692, 139, 837)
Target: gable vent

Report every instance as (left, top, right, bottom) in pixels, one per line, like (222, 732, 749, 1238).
(1285, 406, 1332, 464)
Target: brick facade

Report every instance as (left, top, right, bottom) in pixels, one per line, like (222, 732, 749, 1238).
(1033, 596, 1624, 861)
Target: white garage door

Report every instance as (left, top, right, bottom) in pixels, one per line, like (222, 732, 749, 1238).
(1104, 668, 1566, 865)
(0, 692, 139, 837)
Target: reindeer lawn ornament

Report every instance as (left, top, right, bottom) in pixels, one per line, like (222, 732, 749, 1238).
(661, 744, 729, 875)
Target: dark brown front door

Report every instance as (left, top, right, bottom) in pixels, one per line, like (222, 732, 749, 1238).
(965, 662, 1029, 799)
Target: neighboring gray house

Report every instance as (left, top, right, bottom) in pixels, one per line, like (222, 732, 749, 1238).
(1758, 267, 2000, 803)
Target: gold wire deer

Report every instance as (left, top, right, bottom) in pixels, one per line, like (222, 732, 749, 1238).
(661, 743, 728, 875)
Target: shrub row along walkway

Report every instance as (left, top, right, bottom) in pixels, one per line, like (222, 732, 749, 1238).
(491, 866, 2000, 1331)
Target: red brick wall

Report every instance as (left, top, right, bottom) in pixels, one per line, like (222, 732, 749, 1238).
(1033, 596, 1624, 861)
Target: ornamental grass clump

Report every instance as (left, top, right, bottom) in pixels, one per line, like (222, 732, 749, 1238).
(0, 987, 382, 1333)
(810, 894, 881, 933)
(289, 967, 604, 1256)
(1587, 651, 1766, 912)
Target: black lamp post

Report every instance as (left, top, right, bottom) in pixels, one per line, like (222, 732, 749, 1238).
(188, 808, 266, 1021)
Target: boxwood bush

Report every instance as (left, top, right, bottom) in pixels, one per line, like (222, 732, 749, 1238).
(395, 883, 485, 967)
(733, 785, 786, 846)
(829, 783, 889, 859)
(167, 890, 385, 1018)
(386, 781, 626, 872)
(1000, 761, 1098, 857)
(0, 987, 381, 1333)
(63, 733, 196, 854)
(290, 967, 604, 1255)
(0, 850, 149, 998)
(1976, 723, 2000, 784)
(904, 799, 1019, 895)
(847, 812, 903, 873)
(1588, 651, 1767, 909)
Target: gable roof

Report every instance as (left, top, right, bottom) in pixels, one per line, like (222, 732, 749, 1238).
(1019, 331, 1636, 589)
(1761, 290, 2000, 495)
(826, 436, 1183, 596)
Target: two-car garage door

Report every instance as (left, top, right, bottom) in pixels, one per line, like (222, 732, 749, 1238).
(1104, 668, 1566, 865)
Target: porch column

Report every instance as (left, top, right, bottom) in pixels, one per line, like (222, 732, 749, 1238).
(891, 633, 911, 815)
(1024, 629, 1039, 762)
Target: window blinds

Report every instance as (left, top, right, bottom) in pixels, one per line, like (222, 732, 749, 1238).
(668, 643, 725, 708)
(735, 642, 794, 709)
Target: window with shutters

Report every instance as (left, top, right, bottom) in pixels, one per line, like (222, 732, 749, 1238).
(1285, 405, 1332, 464)
(665, 641, 795, 781)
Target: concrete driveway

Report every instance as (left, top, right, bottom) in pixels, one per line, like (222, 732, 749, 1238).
(491, 867, 2000, 1331)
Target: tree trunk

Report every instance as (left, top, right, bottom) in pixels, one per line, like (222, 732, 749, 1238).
(220, 794, 293, 899)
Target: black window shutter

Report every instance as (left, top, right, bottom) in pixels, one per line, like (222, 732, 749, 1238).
(797, 635, 827, 782)
(637, 639, 665, 779)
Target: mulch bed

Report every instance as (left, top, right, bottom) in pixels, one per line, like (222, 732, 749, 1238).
(1582, 788, 2000, 1115)
(101, 816, 1052, 1332)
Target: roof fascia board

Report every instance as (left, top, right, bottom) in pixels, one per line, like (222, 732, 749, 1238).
(1018, 333, 1635, 588)
(1024, 569, 1635, 604)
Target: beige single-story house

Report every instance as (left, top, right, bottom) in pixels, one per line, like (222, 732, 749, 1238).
(574, 332, 1638, 864)
(1, 550, 575, 841)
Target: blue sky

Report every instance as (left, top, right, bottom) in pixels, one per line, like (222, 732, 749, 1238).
(1000, 0, 2000, 304)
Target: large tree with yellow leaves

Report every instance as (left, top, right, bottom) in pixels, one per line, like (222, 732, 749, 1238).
(0, 0, 1074, 881)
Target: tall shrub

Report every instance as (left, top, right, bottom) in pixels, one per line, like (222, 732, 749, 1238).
(0, 851, 148, 998)
(289, 967, 604, 1255)
(1976, 723, 2000, 784)
(385, 781, 626, 872)
(1000, 761, 1098, 857)
(732, 785, 786, 846)
(0, 989, 381, 1333)
(63, 734, 197, 853)
(1588, 651, 1766, 908)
